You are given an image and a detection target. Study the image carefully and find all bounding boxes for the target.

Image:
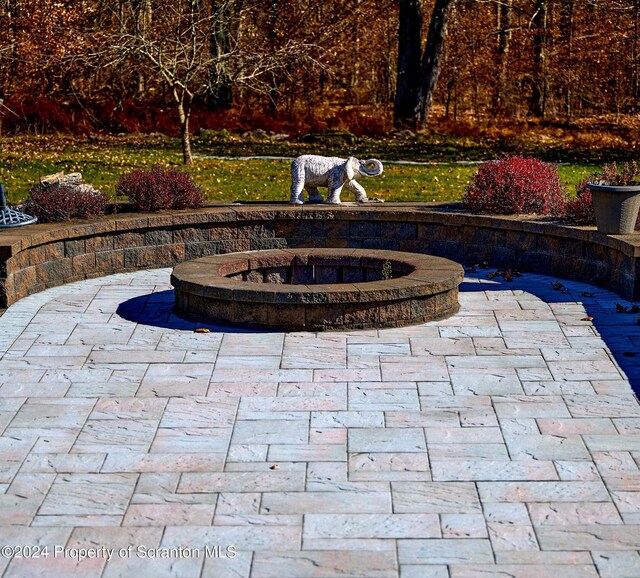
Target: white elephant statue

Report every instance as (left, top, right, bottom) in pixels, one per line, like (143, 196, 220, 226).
(289, 155, 384, 205)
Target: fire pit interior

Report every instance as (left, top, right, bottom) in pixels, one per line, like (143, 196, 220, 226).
(171, 248, 464, 331)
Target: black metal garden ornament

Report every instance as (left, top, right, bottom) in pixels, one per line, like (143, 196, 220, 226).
(0, 183, 37, 228)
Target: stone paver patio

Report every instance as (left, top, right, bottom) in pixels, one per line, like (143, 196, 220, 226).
(0, 268, 639, 577)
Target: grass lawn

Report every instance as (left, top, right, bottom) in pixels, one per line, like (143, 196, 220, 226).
(0, 133, 601, 205)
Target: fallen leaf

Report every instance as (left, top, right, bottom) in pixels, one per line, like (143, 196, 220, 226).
(194, 327, 210, 333)
(581, 316, 594, 321)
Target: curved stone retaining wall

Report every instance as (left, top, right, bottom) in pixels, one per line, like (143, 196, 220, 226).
(1, 203, 640, 309)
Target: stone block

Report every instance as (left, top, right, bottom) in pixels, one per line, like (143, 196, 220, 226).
(236, 223, 275, 240)
(0, 271, 8, 295)
(248, 251, 291, 270)
(173, 226, 209, 243)
(537, 234, 564, 255)
(144, 229, 173, 246)
(308, 249, 360, 267)
(377, 300, 413, 324)
(114, 215, 148, 230)
(350, 220, 381, 239)
(273, 220, 300, 238)
(245, 270, 264, 283)
(114, 231, 144, 249)
(184, 241, 220, 260)
(340, 302, 381, 328)
(319, 219, 350, 240)
(315, 266, 339, 284)
(267, 304, 306, 329)
(364, 267, 382, 282)
(476, 228, 506, 247)
(428, 241, 466, 262)
(64, 238, 87, 258)
(187, 294, 234, 324)
(43, 242, 65, 262)
(381, 222, 417, 240)
(359, 238, 383, 249)
(216, 239, 251, 254)
(36, 258, 72, 285)
(291, 265, 314, 284)
(26, 247, 47, 266)
(172, 209, 235, 225)
(5, 253, 25, 272)
(124, 244, 184, 269)
(95, 250, 124, 273)
(417, 223, 439, 241)
(250, 238, 287, 251)
(72, 253, 97, 275)
(304, 303, 346, 330)
(427, 224, 453, 242)
(85, 235, 113, 253)
(342, 266, 364, 282)
(505, 230, 537, 252)
(206, 224, 233, 241)
(233, 300, 273, 327)
(398, 240, 430, 254)
(11, 266, 36, 298)
(410, 295, 437, 320)
(264, 267, 287, 284)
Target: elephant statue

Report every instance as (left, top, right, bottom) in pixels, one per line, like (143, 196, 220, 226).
(289, 155, 384, 205)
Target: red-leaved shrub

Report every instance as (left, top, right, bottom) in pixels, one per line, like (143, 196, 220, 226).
(564, 179, 595, 225)
(463, 156, 566, 215)
(116, 165, 205, 212)
(23, 183, 110, 223)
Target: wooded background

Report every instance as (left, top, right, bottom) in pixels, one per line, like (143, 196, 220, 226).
(1, 0, 638, 137)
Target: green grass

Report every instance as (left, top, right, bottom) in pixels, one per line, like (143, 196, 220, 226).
(0, 134, 600, 205)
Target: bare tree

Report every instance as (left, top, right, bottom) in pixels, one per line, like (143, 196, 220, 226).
(100, 0, 321, 163)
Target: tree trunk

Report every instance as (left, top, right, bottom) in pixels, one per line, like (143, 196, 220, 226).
(559, 0, 574, 121)
(351, 0, 363, 105)
(5, 0, 21, 94)
(177, 99, 193, 165)
(530, 0, 548, 118)
(492, 0, 512, 117)
(208, 0, 242, 110)
(268, 0, 281, 112)
(394, 0, 424, 127)
(633, 0, 639, 110)
(415, 0, 456, 128)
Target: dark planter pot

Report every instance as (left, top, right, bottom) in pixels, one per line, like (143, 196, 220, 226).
(587, 182, 640, 235)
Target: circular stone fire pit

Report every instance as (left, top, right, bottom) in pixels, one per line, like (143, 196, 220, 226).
(171, 248, 464, 331)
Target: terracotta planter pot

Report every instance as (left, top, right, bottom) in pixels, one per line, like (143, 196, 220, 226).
(587, 182, 640, 235)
